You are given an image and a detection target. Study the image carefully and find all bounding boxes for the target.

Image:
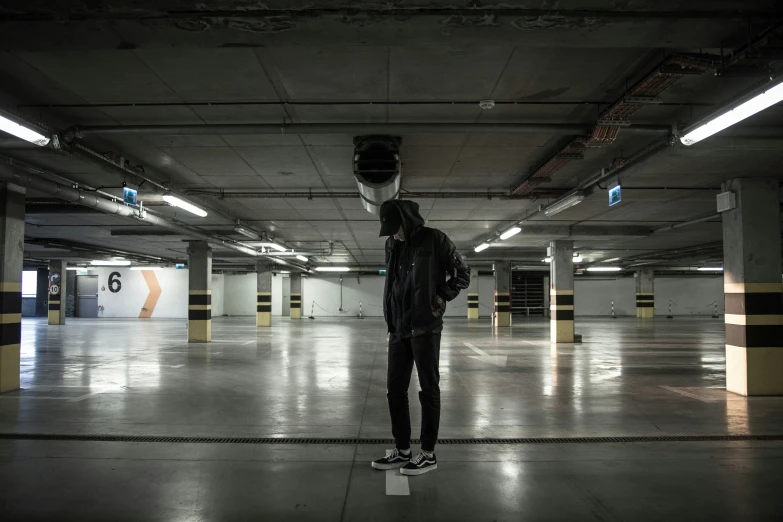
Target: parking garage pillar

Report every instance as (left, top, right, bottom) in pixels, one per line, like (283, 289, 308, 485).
(47, 260, 66, 326)
(187, 241, 212, 343)
(550, 240, 575, 343)
(722, 178, 783, 396)
(290, 273, 302, 320)
(256, 262, 272, 327)
(636, 269, 654, 318)
(0, 183, 24, 393)
(494, 261, 511, 327)
(467, 267, 479, 320)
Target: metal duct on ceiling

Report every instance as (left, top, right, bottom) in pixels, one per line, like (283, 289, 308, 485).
(353, 136, 402, 215)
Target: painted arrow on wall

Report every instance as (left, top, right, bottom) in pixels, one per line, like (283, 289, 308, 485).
(139, 270, 162, 318)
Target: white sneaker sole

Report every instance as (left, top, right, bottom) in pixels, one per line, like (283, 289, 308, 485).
(400, 463, 437, 476)
(371, 461, 408, 470)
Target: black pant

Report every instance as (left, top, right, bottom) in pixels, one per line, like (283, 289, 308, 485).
(387, 333, 441, 452)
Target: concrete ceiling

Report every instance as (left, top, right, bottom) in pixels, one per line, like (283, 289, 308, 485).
(0, 1, 782, 270)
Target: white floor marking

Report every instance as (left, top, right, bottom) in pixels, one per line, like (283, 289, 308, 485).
(384, 450, 410, 496)
(463, 342, 508, 367)
(659, 385, 718, 403)
(386, 470, 410, 496)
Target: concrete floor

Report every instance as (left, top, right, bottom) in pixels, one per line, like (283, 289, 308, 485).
(1, 316, 783, 521)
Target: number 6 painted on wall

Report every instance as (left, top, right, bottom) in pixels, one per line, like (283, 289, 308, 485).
(109, 272, 122, 293)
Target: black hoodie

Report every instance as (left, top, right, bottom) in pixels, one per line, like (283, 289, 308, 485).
(381, 200, 470, 338)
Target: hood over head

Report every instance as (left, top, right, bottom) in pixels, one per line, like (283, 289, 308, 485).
(378, 199, 425, 238)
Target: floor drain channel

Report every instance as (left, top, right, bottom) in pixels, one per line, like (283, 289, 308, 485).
(1, 434, 782, 444)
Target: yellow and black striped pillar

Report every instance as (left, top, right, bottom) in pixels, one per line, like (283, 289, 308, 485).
(257, 293, 272, 326)
(494, 260, 511, 327)
(724, 282, 783, 395)
(188, 290, 211, 342)
(47, 260, 66, 325)
(290, 273, 302, 320)
(722, 178, 783, 396)
(256, 262, 272, 327)
(635, 268, 654, 318)
(636, 293, 654, 318)
(549, 240, 575, 343)
(494, 292, 510, 326)
(0, 183, 24, 392)
(467, 294, 479, 319)
(0, 282, 21, 393)
(467, 266, 479, 320)
(187, 241, 212, 343)
(550, 290, 575, 342)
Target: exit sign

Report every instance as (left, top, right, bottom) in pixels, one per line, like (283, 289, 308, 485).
(608, 185, 621, 206)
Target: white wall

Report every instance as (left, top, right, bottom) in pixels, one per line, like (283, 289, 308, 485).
(94, 267, 189, 318)
(655, 276, 724, 316)
(211, 274, 224, 317)
(295, 274, 490, 318)
(223, 273, 256, 316)
(272, 274, 285, 316)
(571, 275, 724, 316)
(575, 277, 636, 316)
(478, 275, 495, 318)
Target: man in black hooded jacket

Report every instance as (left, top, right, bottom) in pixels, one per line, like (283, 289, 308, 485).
(371, 199, 470, 476)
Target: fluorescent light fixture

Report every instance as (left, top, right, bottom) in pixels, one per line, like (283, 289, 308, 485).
(543, 192, 585, 217)
(66, 267, 88, 272)
(234, 245, 260, 256)
(499, 226, 521, 240)
(296, 255, 308, 262)
(542, 257, 552, 263)
(681, 79, 783, 146)
(0, 112, 50, 146)
(90, 260, 131, 266)
(162, 194, 208, 217)
(279, 270, 291, 274)
(233, 225, 259, 239)
(315, 267, 351, 272)
(572, 256, 583, 263)
(586, 267, 622, 272)
(697, 267, 724, 271)
(259, 242, 287, 252)
(474, 243, 490, 253)
(130, 266, 163, 271)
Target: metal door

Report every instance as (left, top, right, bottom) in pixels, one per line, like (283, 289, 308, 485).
(76, 275, 99, 318)
(282, 277, 291, 316)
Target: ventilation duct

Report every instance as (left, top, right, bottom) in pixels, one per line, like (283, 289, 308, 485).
(353, 136, 402, 215)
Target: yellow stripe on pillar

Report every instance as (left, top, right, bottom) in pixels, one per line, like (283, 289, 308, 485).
(257, 292, 272, 327)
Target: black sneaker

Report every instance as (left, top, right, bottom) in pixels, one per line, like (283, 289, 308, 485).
(371, 448, 411, 470)
(400, 451, 437, 476)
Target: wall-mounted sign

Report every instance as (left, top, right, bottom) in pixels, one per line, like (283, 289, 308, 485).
(608, 184, 622, 206)
(176, 263, 185, 270)
(123, 186, 138, 206)
(49, 284, 60, 296)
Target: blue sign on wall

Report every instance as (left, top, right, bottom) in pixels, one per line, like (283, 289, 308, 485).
(123, 186, 138, 206)
(608, 185, 622, 206)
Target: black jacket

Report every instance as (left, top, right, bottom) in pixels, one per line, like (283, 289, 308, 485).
(382, 200, 470, 337)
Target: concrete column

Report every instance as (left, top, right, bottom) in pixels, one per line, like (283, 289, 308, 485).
(290, 273, 302, 320)
(187, 241, 212, 343)
(467, 267, 479, 319)
(494, 261, 511, 327)
(636, 268, 654, 318)
(256, 261, 272, 327)
(47, 260, 66, 325)
(722, 178, 783, 396)
(0, 183, 24, 393)
(550, 240, 574, 342)
(35, 268, 48, 317)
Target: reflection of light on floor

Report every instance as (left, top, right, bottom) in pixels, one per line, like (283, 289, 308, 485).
(725, 397, 749, 434)
(472, 393, 494, 429)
